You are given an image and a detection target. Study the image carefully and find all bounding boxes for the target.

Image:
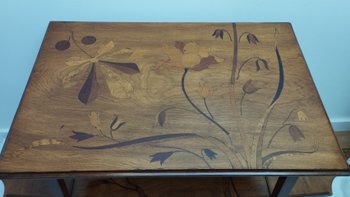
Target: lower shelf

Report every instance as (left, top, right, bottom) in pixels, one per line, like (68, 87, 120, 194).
(4, 176, 334, 197)
(267, 176, 334, 196)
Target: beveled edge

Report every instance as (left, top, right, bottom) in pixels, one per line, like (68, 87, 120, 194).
(1, 169, 349, 179)
(48, 21, 292, 25)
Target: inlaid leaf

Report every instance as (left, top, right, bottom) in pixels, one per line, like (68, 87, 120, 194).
(89, 112, 102, 131)
(110, 115, 119, 130)
(101, 67, 134, 99)
(70, 131, 94, 142)
(158, 110, 166, 127)
(96, 41, 114, 57)
(78, 63, 99, 104)
(65, 56, 90, 66)
(100, 60, 140, 74)
(270, 47, 285, 105)
(113, 122, 126, 131)
(261, 59, 269, 70)
(30, 139, 63, 148)
(203, 149, 217, 160)
(255, 60, 261, 71)
(111, 48, 133, 56)
(289, 125, 305, 142)
(108, 80, 133, 98)
(150, 151, 175, 165)
(243, 79, 259, 94)
(191, 55, 218, 71)
(62, 61, 90, 88)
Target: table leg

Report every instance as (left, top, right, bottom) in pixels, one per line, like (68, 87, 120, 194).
(57, 179, 71, 197)
(270, 176, 298, 197)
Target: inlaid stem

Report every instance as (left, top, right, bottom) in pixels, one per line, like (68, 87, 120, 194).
(231, 23, 238, 85)
(203, 97, 214, 119)
(70, 31, 93, 58)
(182, 68, 230, 136)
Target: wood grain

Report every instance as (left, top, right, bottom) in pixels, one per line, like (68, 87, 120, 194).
(0, 22, 347, 176)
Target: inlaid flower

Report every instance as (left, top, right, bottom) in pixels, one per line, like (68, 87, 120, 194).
(240, 79, 260, 115)
(212, 29, 224, 39)
(236, 57, 269, 80)
(242, 79, 259, 94)
(159, 41, 224, 71)
(255, 59, 269, 71)
(62, 41, 140, 104)
(203, 149, 217, 160)
(297, 111, 308, 121)
(198, 81, 212, 98)
(288, 125, 305, 142)
(239, 32, 260, 45)
(150, 151, 175, 165)
(212, 29, 232, 41)
(110, 115, 126, 131)
(246, 33, 259, 44)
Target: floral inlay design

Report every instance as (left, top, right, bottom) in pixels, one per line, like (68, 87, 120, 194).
(56, 32, 140, 104)
(51, 24, 318, 169)
(159, 41, 224, 71)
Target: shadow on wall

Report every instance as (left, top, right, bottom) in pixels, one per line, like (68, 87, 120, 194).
(0, 130, 7, 195)
(0, 130, 7, 151)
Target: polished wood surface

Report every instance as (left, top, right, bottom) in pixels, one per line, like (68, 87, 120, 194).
(0, 22, 347, 176)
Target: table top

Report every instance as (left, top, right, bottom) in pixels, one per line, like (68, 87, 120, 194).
(0, 22, 348, 178)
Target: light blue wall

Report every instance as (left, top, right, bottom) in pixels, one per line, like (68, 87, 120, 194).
(0, 0, 350, 132)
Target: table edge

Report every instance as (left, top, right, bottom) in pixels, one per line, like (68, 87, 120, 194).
(1, 22, 348, 178)
(1, 169, 349, 179)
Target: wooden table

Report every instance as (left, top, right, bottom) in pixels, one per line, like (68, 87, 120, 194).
(0, 22, 348, 196)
